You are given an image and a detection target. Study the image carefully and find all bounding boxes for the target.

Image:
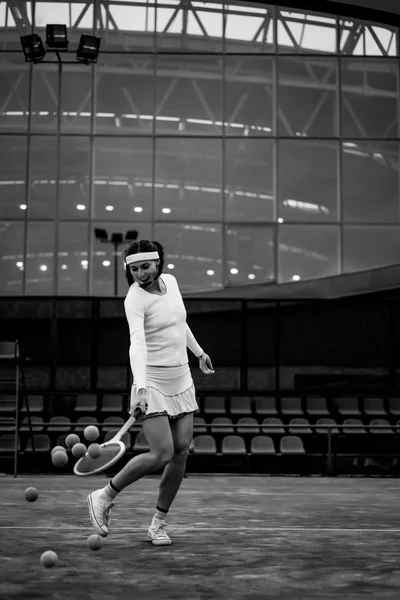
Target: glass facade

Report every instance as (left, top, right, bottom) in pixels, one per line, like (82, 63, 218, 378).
(0, 1, 399, 296)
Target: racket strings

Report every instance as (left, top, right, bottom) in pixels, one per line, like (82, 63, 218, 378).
(75, 443, 122, 474)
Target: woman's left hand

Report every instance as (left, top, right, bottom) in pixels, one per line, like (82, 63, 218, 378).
(199, 352, 215, 374)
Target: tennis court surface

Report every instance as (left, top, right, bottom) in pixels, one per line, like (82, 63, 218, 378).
(1, 475, 400, 600)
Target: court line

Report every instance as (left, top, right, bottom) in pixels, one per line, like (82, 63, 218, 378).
(1, 526, 400, 533)
(40, 490, 400, 496)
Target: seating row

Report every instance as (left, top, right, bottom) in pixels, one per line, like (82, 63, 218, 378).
(0, 432, 347, 456)
(2, 394, 400, 417)
(1, 429, 398, 456)
(2, 416, 400, 435)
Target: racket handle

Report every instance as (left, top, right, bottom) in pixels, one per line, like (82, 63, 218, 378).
(117, 406, 142, 439)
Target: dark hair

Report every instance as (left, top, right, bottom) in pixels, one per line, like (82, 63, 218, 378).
(124, 240, 165, 287)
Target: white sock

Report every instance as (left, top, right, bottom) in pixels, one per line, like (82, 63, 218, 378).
(154, 507, 168, 522)
(102, 480, 119, 501)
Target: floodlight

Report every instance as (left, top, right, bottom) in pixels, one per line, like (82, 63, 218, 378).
(76, 35, 101, 64)
(125, 231, 138, 241)
(46, 24, 69, 51)
(111, 233, 123, 244)
(20, 34, 46, 63)
(94, 228, 108, 241)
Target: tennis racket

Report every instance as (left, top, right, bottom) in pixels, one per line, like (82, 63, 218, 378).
(73, 407, 142, 477)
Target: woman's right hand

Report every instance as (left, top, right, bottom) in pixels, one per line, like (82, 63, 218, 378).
(130, 387, 147, 416)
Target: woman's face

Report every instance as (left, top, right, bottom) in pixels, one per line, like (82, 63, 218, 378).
(129, 259, 160, 286)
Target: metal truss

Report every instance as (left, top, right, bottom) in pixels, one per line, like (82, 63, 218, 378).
(0, 1, 397, 140)
(0, 1, 399, 292)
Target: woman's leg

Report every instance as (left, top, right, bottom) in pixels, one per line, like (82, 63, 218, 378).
(112, 415, 174, 491)
(155, 412, 194, 512)
(88, 415, 174, 537)
(146, 413, 194, 545)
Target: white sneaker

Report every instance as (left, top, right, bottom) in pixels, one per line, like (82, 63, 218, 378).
(147, 518, 172, 546)
(87, 489, 114, 538)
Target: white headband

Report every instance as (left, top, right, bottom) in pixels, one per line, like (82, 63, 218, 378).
(125, 251, 159, 265)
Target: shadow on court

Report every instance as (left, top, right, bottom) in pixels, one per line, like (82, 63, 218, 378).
(1, 475, 400, 600)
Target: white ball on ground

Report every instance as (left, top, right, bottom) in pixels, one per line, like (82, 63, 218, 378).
(84, 425, 99, 442)
(24, 487, 39, 502)
(40, 550, 58, 568)
(71, 442, 87, 459)
(88, 443, 102, 459)
(87, 534, 103, 551)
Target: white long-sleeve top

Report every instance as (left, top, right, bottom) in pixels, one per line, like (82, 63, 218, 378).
(124, 273, 204, 390)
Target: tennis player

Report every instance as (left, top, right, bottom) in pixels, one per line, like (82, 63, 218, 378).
(88, 239, 215, 545)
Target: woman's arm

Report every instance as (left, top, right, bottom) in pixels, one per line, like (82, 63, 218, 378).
(124, 295, 147, 390)
(186, 323, 204, 358)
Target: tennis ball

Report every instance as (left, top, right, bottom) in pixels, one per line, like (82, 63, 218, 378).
(71, 442, 87, 459)
(51, 445, 67, 457)
(88, 443, 101, 459)
(52, 450, 68, 467)
(87, 534, 103, 551)
(40, 550, 58, 568)
(84, 425, 99, 442)
(24, 487, 39, 502)
(65, 433, 80, 448)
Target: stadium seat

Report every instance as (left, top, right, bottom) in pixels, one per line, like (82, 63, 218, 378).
(229, 397, 252, 415)
(55, 434, 70, 448)
(192, 435, 217, 454)
(75, 394, 97, 412)
(335, 397, 361, 416)
(104, 430, 131, 447)
(288, 418, 312, 435)
(315, 418, 340, 435)
(306, 397, 329, 416)
(204, 397, 226, 415)
(100, 394, 123, 413)
(261, 418, 285, 434)
(102, 416, 124, 431)
(388, 398, 400, 416)
(221, 435, 247, 455)
(21, 395, 44, 413)
(211, 417, 234, 434)
(280, 436, 306, 454)
(281, 397, 303, 416)
(237, 417, 260, 434)
(254, 397, 278, 416)
(24, 434, 51, 452)
(19, 417, 44, 432)
(250, 436, 276, 454)
(0, 434, 21, 451)
(131, 431, 148, 451)
(0, 395, 16, 413)
(0, 417, 15, 433)
(74, 416, 98, 432)
(47, 416, 71, 432)
(363, 397, 386, 416)
(193, 417, 207, 433)
(342, 419, 367, 434)
(369, 419, 393, 434)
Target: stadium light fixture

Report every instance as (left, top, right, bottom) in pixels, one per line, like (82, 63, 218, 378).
(94, 228, 108, 241)
(111, 233, 123, 245)
(126, 231, 138, 241)
(46, 24, 69, 51)
(76, 35, 101, 64)
(20, 34, 46, 63)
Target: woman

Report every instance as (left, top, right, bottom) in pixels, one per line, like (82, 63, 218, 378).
(88, 239, 215, 545)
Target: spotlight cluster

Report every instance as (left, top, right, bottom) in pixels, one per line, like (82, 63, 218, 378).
(20, 25, 101, 64)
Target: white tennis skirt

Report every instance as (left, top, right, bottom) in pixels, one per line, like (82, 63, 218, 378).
(131, 363, 199, 421)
